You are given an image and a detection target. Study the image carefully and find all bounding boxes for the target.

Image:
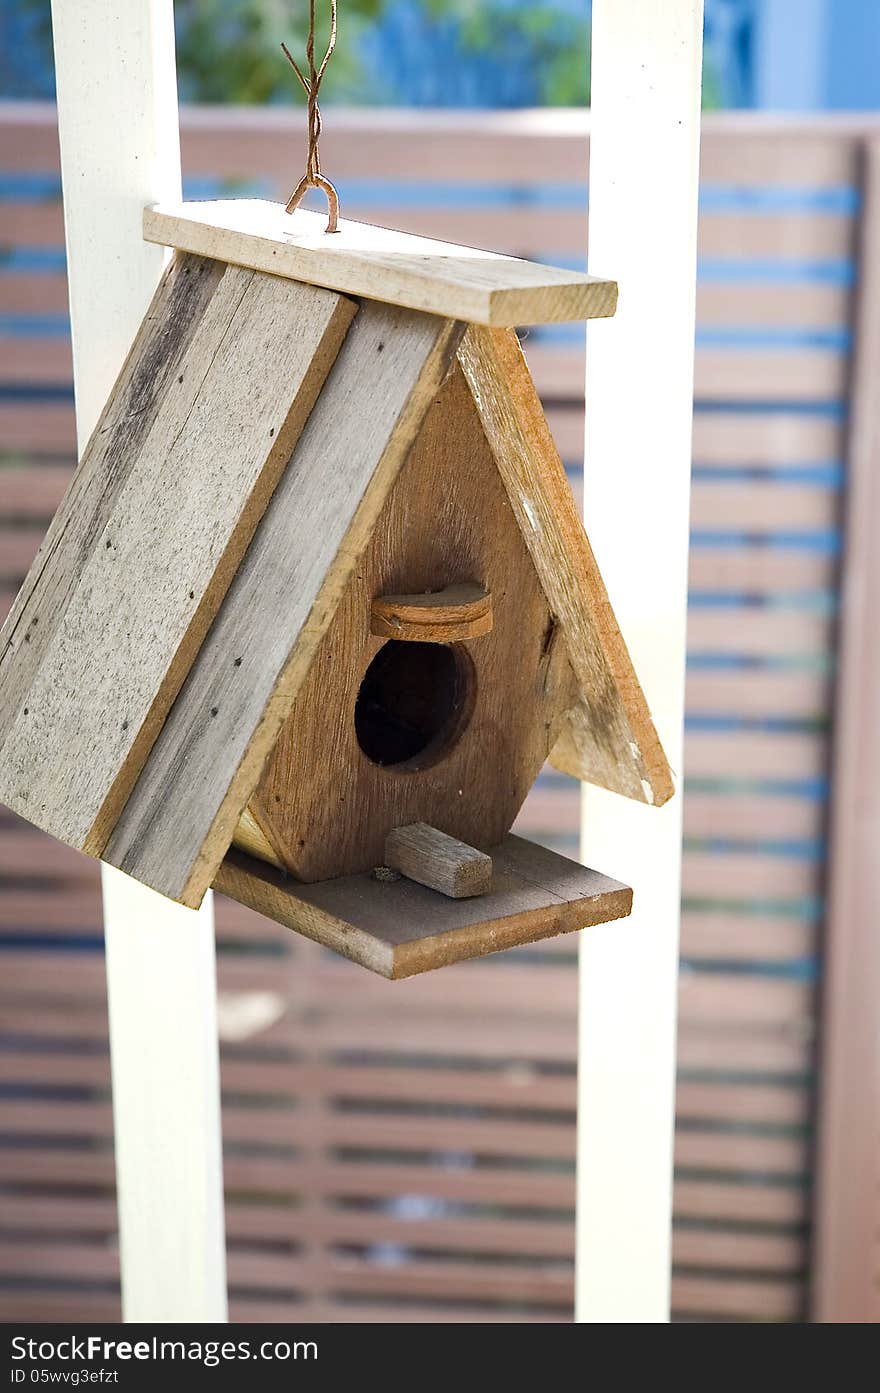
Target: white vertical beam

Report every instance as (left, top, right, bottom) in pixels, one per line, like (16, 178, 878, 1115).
(50, 0, 228, 1322)
(576, 1, 703, 1322)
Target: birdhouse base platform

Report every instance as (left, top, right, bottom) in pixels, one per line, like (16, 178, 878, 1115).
(214, 835, 632, 979)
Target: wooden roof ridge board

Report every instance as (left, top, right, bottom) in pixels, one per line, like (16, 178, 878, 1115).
(143, 198, 618, 328)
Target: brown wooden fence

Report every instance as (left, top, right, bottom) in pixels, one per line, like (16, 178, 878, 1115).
(0, 103, 877, 1322)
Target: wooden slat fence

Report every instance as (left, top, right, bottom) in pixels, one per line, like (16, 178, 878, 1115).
(1, 104, 873, 1322)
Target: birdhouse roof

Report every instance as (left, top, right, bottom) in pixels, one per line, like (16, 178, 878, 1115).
(0, 204, 672, 910)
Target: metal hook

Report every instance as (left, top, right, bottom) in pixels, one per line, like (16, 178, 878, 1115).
(282, 4, 341, 234)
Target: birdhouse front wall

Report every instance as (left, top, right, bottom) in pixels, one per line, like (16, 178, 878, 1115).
(235, 363, 577, 882)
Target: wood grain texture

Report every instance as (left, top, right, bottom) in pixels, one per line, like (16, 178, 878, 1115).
(370, 613, 493, 642)
(370, 583, 492, 641)
(144, 199, 618, 327)
(0, 253, 355, 854)
(214, 836, 632, 979)
(233, 805, 280, 867)
(457, 325, 674, 806)
(241, 363, 576, 882)
(385, 823, 492, 899)
(0, 254, 220, 784)
(105, 302, 465, 905)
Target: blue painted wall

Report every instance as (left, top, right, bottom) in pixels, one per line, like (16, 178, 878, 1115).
(754, 0, 880, 110)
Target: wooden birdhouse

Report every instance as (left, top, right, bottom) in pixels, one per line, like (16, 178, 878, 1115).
(0, 200, 673, 978)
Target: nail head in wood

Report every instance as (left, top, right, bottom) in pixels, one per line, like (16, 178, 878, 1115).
(385, 823, 492, 899)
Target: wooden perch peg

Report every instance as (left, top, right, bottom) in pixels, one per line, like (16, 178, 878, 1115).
(385, 823, 493, 899)
(371, 583, 492, 641)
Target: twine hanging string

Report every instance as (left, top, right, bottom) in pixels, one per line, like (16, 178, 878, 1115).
(282, 1, 340, 233)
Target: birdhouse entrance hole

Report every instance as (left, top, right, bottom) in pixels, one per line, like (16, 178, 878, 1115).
(354, 639, 475, 770)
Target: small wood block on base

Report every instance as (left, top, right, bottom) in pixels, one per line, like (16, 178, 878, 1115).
(385, 822, 492, 898)
(214, 835, 633, 979)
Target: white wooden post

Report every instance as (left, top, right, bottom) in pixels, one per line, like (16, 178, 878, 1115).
(576, 1, 703, 1322)
(50, 0, 228, 1322)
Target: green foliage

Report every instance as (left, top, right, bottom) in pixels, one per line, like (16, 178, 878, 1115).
(9, 0, 719, 111)
(14, 0, 593, 108)
(425, 0, 590, 105)
(701, 58, 723, 110)
(174, 0, 384, 103)
(174, 1, 591, 107)
(544, 25, 591, 107)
